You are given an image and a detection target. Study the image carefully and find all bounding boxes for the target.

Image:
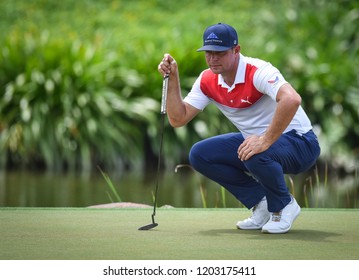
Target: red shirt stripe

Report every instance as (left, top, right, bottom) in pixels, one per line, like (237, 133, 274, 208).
(200, 64, 263, 108)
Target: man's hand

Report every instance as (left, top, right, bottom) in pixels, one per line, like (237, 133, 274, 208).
(158, 53, 177, 77)
(237, 135, 271, 161)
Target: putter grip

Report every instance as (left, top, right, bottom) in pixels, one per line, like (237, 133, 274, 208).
(161, 75, 169, 114)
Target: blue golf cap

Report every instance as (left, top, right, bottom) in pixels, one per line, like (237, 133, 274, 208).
(197, 23, 238, 52)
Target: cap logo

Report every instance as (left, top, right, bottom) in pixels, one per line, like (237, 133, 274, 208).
(206, 32, 219, 40)
(205, 32, 223, 45)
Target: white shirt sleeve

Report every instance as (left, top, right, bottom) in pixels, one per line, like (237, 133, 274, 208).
(253, 62, 288, 101)
(183, 71, 211, 110)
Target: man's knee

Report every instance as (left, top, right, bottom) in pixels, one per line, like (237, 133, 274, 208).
(189, 142, 203, 169)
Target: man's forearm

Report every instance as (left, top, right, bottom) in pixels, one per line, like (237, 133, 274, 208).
(263, 85, 301, 146)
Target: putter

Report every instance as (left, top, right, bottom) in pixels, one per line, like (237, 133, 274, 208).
(138, 74, 169, 231)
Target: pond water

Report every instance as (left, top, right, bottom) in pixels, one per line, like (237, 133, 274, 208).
(0, 168, 358, 208)
(0, 168, 236, 208)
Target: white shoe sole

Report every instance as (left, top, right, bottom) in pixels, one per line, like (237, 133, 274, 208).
(236, 217, 270, 230)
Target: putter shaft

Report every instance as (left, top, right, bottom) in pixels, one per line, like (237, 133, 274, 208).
(138, 74, 169, 231)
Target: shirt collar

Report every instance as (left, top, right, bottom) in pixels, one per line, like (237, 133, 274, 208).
(218, 53, 246, 90)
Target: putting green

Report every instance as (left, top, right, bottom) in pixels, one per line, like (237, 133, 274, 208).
(0, 208, 358, 260)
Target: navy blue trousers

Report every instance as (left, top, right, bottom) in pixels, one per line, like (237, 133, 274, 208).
(189, 129, 320, 212)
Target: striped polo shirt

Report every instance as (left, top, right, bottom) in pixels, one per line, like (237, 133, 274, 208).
(183, 54, 312, 138)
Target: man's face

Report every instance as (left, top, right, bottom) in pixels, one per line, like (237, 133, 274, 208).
(204, 47, 238, 75)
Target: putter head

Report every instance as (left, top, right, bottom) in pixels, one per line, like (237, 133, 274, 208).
(138, 223, 158, 231)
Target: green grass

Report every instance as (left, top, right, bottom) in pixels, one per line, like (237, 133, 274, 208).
(0, 208, 358, 260)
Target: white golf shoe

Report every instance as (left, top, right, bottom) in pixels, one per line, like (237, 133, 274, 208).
(236, 197, 270, 230)
(261, 196, 301, 234)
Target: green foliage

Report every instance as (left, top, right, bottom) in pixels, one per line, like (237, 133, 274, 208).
(0, 0, 358, 172)
(0, 29, 158, 171)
